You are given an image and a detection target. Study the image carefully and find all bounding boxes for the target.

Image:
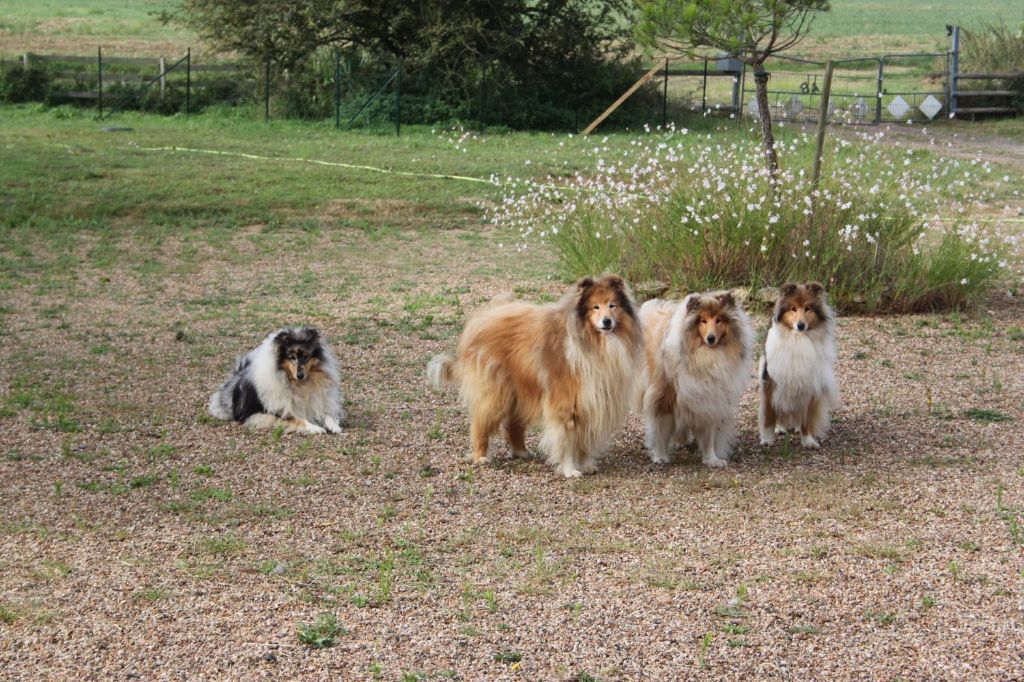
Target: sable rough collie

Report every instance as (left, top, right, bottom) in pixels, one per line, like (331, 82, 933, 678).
(641, 291, 754, 468)
(759, 282, 838, 448)
(208, 326, 344, 434)
(427, 275, 645, 478)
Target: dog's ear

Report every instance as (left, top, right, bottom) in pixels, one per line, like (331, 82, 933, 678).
(716, 291, 735, 309)
(806, 282, 825, 297)
(305, 327, 320, 341)
(685, 295, 701, 314)
(274, 330, 293, 347)
(780, 282, 798, 298)
(605, 274, 625, 290)
(576, 276, 595, 292)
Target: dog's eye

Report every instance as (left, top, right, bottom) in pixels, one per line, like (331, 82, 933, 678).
(609, 303, 616, 309)
(593, 305, 600, 310)
(790, 306, 797, 312)
(804, 306, 811, 312)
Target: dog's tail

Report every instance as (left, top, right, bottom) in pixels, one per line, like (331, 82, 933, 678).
(426, 353, 458, 390)
(207, 388, 231, 420)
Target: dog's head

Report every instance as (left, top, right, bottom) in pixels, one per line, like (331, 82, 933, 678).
(774, 282, 831, 333)
(574, 274, 637, 336)
(274, 327, 324, 382)
(684, 291, 741, 349)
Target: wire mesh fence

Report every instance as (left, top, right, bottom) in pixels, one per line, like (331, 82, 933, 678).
(2, 43, 1011, 131)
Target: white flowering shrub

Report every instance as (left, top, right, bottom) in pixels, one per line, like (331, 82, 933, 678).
(491, 126, 1016, 312)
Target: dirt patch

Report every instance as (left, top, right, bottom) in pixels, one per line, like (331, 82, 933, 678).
(1, 223, 1023, 680)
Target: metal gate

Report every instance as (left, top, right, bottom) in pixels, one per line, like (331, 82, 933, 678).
(743, 53, 950, 125)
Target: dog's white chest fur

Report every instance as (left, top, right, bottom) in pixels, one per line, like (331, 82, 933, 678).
(764, 325, 837, 408)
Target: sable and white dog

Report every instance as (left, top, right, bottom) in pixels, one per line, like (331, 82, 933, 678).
(208, 326, 344, 434)
(758, 282, 838, 448)
(641, 291, 754, 468)
(427, 274, 646, 478)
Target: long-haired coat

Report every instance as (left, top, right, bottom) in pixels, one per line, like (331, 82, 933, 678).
(641, 291, 754, 468)
(759, 282, 837, 448)
(427, 275, 645, 478)
(208, 326, 344, 434)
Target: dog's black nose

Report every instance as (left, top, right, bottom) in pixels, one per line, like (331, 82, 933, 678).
(796, 321, 807, 332)
(296, 371, 305, 380)
(706, 334, 716, 345)
(601, 318, 612, 329)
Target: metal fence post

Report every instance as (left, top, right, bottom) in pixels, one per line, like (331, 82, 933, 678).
(394, 62, 402, 137)
(950, 25, 960, 116)
(185, 47, 191, 116)
(22, 52, 30, 69)
(875, 58, 883, 124)
(334, 49, 341, 130)
(97, 47, 103, 117)
(159, 56, 166, 97)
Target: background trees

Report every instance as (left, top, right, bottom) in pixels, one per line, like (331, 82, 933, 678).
(166, 0, 655, 129)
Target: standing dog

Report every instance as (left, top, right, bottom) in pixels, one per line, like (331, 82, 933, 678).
(208, 326, 344, 434)
(641, 291, 754, 468)
(427, 275, 645, 478)
(758, 283, 838, 448)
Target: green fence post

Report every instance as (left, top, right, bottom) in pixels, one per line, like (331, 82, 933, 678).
(264, 56, 271, 123)
(335, 49, 341, 130)
(394, 62, 401, 137)
(185, 47, 191, 116)
(875, 58, 884, 124)
(662, 57, 669, 128)
(97, 46, 103, 117)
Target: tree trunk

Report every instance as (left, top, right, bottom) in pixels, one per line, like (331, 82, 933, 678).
(752, 63, 780, 179)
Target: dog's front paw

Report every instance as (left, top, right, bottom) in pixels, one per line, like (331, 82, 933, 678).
(324, 417, 342, 434)
(800, 434, 820, 449)
(648, 450, 671, 465)
(463, 451, 490, 465)
(579, 458, 598, 474)
(774, 425, 787, 435)
(512, 447, 536, 460)
(557, 463, 583, 479)
(759, 432, 776, 447)
(702, 454, 728, 469)
(305, 422, 326, 435)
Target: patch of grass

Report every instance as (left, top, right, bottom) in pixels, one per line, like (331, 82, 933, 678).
(0, 604, 19, 624)
(190, 486, 233, 502)
(963, 408, 1012, 423)
(494, 651, 522, 664)
(864, 609, 896, 626)
(195, 533, 246, 557)
(192, 464, 214, 476)
(133, 588, 167, 602)
(297, 612, 345, 649)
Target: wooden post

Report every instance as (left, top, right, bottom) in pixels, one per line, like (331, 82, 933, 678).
(22, 52, 30, 69)
(582, 61, 664, 135)
(811, 60, 834, 189)
(661, 57, 669, 128)
(159, 56, 166, 97)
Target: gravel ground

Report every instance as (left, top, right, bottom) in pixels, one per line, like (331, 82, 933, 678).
(1, 224, 1023, 681)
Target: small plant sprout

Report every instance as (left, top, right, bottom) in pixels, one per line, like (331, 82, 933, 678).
(297, 612, 344, 648)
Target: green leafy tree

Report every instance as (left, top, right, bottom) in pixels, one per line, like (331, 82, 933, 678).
(637, 0, 829, 176)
